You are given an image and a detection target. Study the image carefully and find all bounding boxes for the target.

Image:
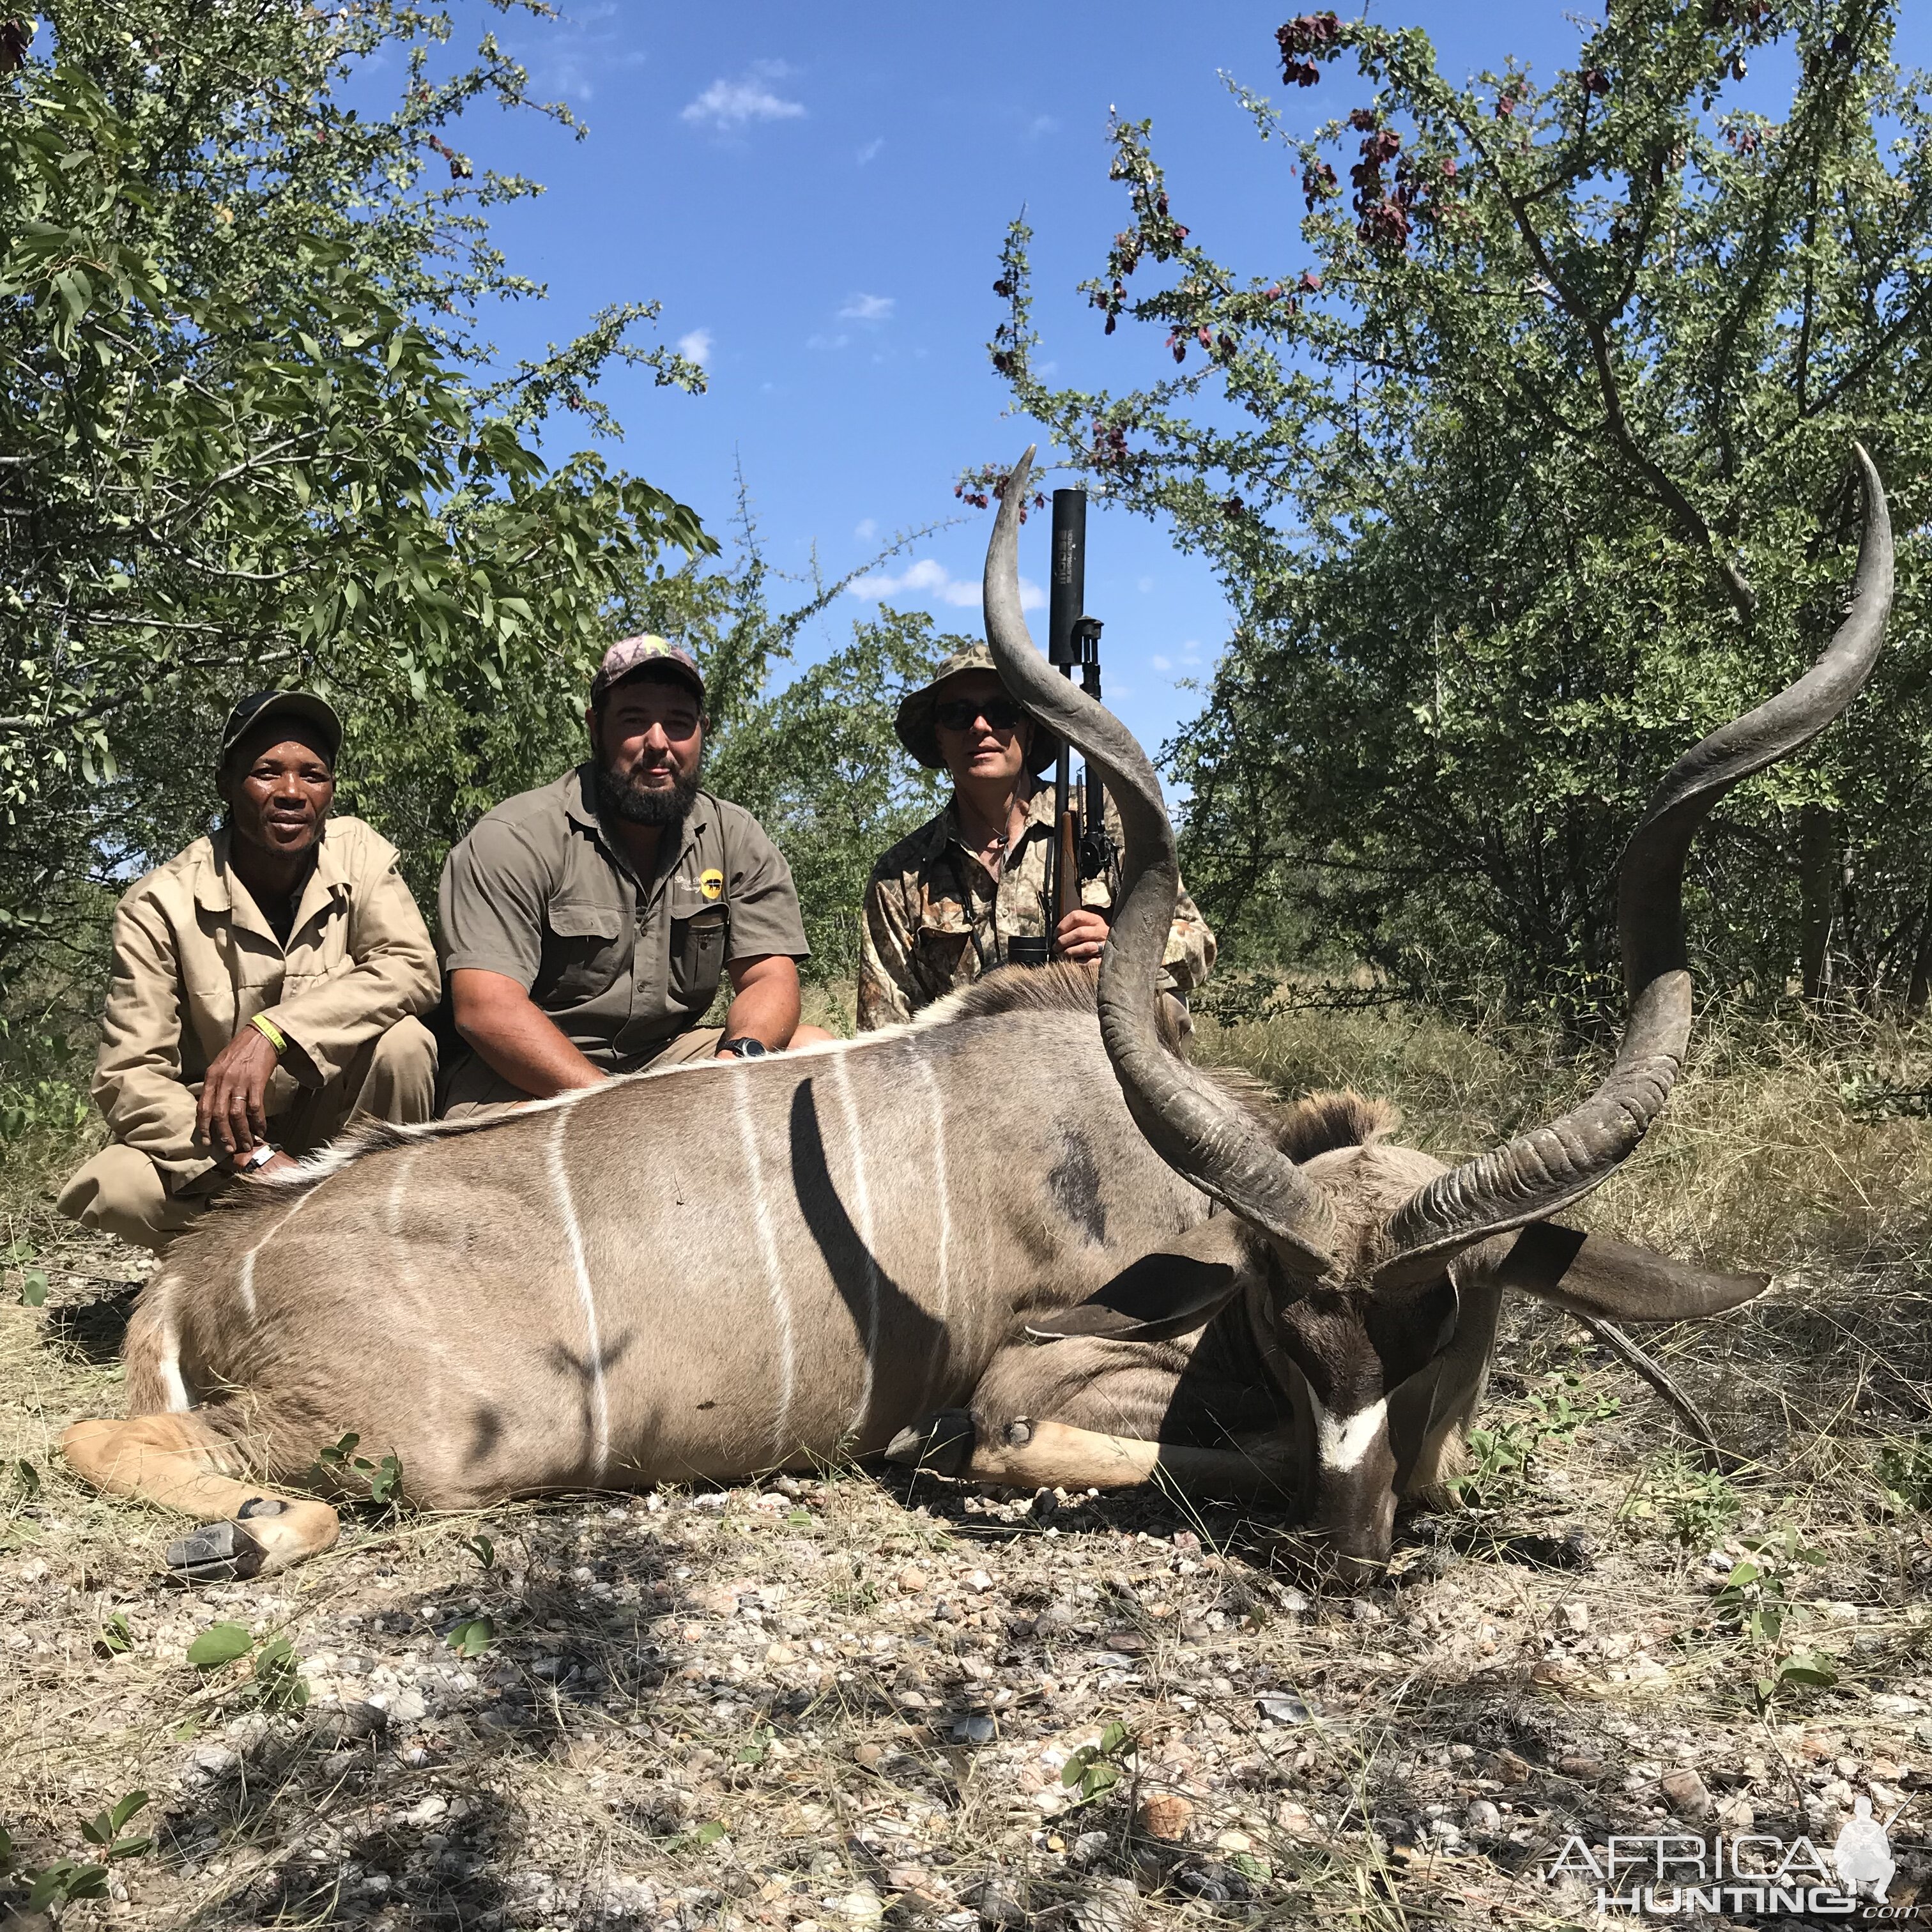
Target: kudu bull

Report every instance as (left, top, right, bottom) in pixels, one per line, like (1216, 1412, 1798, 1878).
(62, 448, 1891, 1583)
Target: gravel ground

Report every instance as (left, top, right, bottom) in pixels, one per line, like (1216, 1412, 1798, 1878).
(5, 1213, 1932, 1932)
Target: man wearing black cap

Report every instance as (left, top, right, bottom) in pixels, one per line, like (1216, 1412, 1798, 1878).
(56, 691, 441, 1251)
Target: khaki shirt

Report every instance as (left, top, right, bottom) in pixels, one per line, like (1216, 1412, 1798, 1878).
(93, 816, 440, 1190)
(857, 785, 1215, 1031)
(437, 767, 809, 1080)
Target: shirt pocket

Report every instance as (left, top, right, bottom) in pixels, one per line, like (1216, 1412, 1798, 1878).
(914, 912, 976, 991)
(537, 899, 627, 1006)
(668, 894, 729, 1011)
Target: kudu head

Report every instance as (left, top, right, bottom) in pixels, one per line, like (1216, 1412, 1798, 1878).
(984, 446, 1893, 1576)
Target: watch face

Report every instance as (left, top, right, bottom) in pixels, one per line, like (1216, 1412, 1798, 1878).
(727, 1038, 768, 1058)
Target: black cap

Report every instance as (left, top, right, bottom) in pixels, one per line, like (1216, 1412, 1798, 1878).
(218, 690, 343, 769)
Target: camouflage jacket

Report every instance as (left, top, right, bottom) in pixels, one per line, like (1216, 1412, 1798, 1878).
(857, 785, 1216, 1031)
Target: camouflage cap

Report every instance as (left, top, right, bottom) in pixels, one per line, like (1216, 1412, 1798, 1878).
(590, 635, 705, 706)
(894, 644, 1061, 776)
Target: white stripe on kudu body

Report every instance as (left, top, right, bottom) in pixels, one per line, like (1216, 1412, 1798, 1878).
(546, 1110, 610, 1481)
(831, 1055, 882, 1438)
(733, 1070, 797, 1462)
(1310, 1394, 1389, 1473)
(238, 1188, 318, 1321)
(911, 1049, 953, 1409)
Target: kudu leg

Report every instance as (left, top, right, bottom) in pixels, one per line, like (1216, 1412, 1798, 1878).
(960, 1415, 1295, 1501)
(884, 1334, 1295, 1502)
(61, 1414, 339, 1581)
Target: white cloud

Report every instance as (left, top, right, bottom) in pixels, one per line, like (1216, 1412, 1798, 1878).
(857, 137, 885, 164)
(1137, 575, 1155, 594)
(806, 331, 850, 351)
(854, 518, 878, 541)
(1151, 654, 1172, 672)
(681, 62, 804, 130)
(847, 557, 1045, 613)
(838, 292, 895, 323)
(676, 328, 712, 365)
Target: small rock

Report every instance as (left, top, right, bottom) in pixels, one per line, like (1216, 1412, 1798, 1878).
(1213, 1829, 1253, 1854)
(192, 1744, 238, 1777)
(1255, 1692, 1313, 1726)
(836, 1889, 885, 1923)
(1102, 1630, 1148, 1655)
(1466, 1800, 1501, 1834)
(1177, 1616, 1211, 1642)
(951, 1713, 996, 1745)
(388, 1688, 426, 1723)
(1715, 1797, 1755, 1831)
(766, 1642, 797, 1664)
(1275, 1800, 1314, 1834)
(854, 1743, 885, 1768)
(1558, 1600, 1590, 1634)
(1660, 1767, 1713, 1821)
(1070, 1831, 1110, 1865)
(965, 1570, 995, 1593)
(1556, 1755, 1603, 1781)
(402, 1795, 448, 1827)
(975, 1874, 1027, 1928)
(1491, 1750, 1531, 1784)
(319, 1701, 388, 1742)
(1173, 1864, 1229, 1902)
(1137, 1793, 1193, 1842)
(897, 1567, 929, 1595)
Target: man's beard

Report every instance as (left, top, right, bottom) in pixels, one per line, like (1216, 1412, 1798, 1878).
(595, 752, 702, 829)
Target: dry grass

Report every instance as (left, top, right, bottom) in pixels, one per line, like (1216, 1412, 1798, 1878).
(4, 1002, 1932, 1929)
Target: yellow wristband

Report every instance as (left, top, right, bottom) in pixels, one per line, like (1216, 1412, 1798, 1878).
(250, 1013, 288, 1054)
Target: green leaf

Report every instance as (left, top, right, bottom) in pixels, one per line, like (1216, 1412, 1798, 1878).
(693, 1821, 726, 1845)
(463, 1533, 495, 1570)
(97, 1611, 134, 1655)
(187, 1621, 254, 1668)
(13, 1458, 40, 1499)
(447, 1616, 494, 1659)
(20, 1268, 47, 1307)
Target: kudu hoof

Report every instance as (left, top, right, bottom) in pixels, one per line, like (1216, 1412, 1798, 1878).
(882, 1409, 976, 1478)
(165, 1510, 273, 1584)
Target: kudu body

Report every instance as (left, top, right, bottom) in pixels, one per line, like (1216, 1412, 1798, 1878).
(61, 448, 1891, 1581)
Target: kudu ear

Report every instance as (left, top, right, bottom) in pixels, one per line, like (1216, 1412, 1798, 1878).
(1027, 1217, 1253, 1346)
(1496, 1220, 1768, 1322)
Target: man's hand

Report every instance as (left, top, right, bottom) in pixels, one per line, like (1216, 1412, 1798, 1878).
(198, 1022, 280, 1165)
(1054, 908, 1111, 964)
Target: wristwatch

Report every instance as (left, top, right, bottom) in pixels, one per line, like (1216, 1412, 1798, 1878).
(717, 1037, 769, 1059)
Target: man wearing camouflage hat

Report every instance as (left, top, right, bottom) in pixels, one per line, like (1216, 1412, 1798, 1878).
(436, 637, 831, 1114)
(857, 645, 1214, 1031)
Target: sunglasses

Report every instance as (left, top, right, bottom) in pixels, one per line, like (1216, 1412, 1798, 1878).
(934, 696, 1025, 733)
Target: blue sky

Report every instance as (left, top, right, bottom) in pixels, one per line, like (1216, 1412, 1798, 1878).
(429, 2, 1929, 763)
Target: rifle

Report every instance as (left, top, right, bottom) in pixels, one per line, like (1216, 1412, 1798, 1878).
(1045, 487, 1112, 932)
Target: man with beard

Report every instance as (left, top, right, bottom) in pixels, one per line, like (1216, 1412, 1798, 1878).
(436, 638, 829, 1116)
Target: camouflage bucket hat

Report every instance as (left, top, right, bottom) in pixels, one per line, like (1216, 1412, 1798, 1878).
(893, 645, 1061, 776)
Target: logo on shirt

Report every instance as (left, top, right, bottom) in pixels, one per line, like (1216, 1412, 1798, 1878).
(699, 868, 724, 901)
